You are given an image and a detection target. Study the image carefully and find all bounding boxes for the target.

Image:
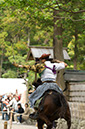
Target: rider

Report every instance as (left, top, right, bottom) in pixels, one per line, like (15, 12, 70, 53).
(13, 53, 67, 119)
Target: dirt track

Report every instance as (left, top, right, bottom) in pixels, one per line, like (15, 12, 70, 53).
(0, 116, 85, 129)
(56, 118, 85, 129)
(0, 119, 37, 129)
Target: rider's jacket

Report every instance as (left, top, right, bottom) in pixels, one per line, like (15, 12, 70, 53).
(41, 61, 65, 82)
(13, 61, 65, 81)
(13, 62, 45, 74)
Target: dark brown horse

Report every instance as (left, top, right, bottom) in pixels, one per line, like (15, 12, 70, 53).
(32, 80, 71, 129)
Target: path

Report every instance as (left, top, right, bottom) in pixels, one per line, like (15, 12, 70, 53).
(0, 116, 37, 129)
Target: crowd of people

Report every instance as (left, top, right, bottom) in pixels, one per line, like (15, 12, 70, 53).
(0, 91, 30, 124)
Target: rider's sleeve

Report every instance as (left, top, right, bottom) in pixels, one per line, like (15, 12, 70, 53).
(13, 62, 45, 73)
(23, 63, 45, 73)
(54, 62, 65, 71)
(13, 62, 37, 72)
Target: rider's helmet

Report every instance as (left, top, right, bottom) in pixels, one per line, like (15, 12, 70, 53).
(39, 53, 51, 60)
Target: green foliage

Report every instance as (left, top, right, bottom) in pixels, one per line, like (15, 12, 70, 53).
(67, 34, 85, 69)
(0, 0, 85, 86)
(2, 70, 17, 78)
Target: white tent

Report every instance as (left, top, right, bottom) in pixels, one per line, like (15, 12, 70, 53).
(0, 78, 27, 95)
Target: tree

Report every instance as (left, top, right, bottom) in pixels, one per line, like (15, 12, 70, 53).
(0, 0, 85, 91)
(0, 1, 30, 77)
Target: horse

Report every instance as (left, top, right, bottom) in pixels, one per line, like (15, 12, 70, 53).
(32, 79, 71, 129)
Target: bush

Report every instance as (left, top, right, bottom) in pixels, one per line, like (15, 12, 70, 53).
(2, 70, 17, 78)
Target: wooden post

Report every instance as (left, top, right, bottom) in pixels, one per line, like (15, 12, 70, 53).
(4, 121, 7, 129)
(10, 111, 13, 129)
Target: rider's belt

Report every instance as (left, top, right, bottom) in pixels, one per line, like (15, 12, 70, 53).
(42, 81, 56, 83)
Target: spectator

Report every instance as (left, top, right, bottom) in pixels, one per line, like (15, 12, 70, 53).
(1, 98, 6, 120)
(0, 96, 2, 111)
(18, 94, 21, 101)
(0, 93, 24, 122)
(1, 97, 9, 120)
(9, 94, 16, 110)
(9, 96, 20, 112)
(15, 89, 18, 96)
(9, 96, 20, 121)
(18, 103, 30, 123)
(14, 103, 24, 123)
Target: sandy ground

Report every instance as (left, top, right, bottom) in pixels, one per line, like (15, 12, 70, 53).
(0, 116, 37, 129)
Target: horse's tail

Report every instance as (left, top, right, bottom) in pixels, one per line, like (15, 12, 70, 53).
(59, 94, 68, 113)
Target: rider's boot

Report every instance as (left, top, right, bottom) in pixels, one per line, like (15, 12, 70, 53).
(29, 105, 44, 120)
(29, 111, 39, 120)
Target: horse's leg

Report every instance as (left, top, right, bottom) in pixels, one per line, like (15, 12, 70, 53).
(64, 117, 71, 129)
(46, 126, 52, 129)
(37, 119, 44, 129)
(46, 124, 52, 129)
(39, 113, 52, 127)
(52, 121, 57, 129)
(64, 106, 71, 129)
(67, 119, 71, 129)
(67, 108, 71, 129)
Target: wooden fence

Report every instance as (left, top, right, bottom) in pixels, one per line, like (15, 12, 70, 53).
(66, 82, 85, 119)
(67, 82, 85, 102)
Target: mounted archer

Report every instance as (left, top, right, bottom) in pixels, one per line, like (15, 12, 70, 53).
(13, 53, 68, 119)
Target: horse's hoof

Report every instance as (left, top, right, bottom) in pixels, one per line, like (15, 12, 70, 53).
(52, 127, 56, 129)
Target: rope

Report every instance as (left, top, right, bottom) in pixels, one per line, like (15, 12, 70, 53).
(0, 110, 23, 115)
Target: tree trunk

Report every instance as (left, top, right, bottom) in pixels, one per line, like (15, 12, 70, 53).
(27, 27, 30, 47)
(73, 31, 78, 70)
(73, 44, 77, 70)
(0, 49, 4, 78)
(53, 10, 65, 92)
